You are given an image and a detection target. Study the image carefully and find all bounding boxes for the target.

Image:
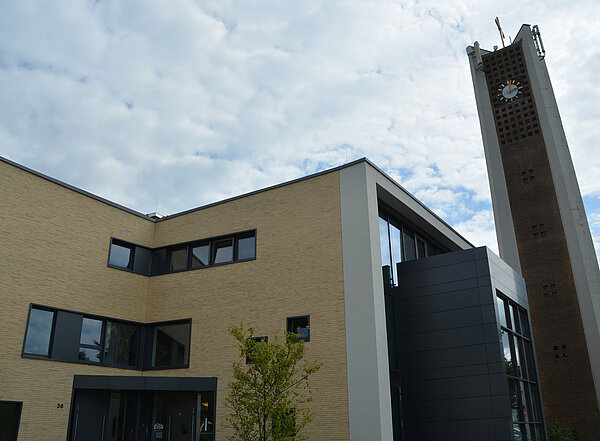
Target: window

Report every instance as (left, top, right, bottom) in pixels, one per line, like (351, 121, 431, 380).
(104, 321, 139, 367)
(108, 239, 134, 269)
(0, 401, 22, 441)
(237, 232, 256, 260)
(213, 238, 234, 264)
(23, 304, 190, 371)
(272, 408, 296, 439)
(191, 241, 210, 268)
(287, 316, 310, 342)
(151, 322, 191, 368)
(169, 245, 188, 272)
(497, 293, 544, 439)
(79, 317, 103, 363)
(23, 307, 55, 357)
(109, 230, 256, 276)
(246, 336, 268, 364)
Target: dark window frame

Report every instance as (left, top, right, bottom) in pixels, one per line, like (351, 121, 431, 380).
(287, 315, 310, 342)
(246, 336, 268, 364)
(107, 238, 137, 271)
(155, 229, 258, 275)
(0, 401, 22, 441)
(496, 292, 545, 437)
(147, 319, 193, 370)
(21, 305, 57, 359)
(21, 303, 191, 371)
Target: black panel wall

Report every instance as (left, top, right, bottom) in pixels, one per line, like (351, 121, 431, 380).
(389, 247, 543, 441)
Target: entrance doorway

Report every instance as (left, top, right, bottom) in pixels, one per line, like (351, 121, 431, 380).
(69, 376, 216, 441)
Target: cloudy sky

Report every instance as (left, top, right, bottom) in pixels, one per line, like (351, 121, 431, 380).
(1, 0, 599, 258)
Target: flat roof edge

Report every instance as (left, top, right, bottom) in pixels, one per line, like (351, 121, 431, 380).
(362, 158, 475, 248)
(0, 155, 152, 221)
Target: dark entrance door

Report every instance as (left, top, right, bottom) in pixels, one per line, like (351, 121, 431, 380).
(70, 389, 214, 441)
(72, 390, 111, 441)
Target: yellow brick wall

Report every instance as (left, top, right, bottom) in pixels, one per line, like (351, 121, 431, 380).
(148, 171, 349, 441)
(0, 161, 154, 441)
(0, 161, 350, 441)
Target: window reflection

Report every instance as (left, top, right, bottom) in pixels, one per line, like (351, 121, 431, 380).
(191, 242, 210, 268)
(152, 322, 190, 368)
(213, 238, 233, 264)
(497, 292, 544, 437)
(169, 245, 188, 271)
(109, 240, 133, 268)
(23, 308, 54, 356)
(237, 234, 256, 260)
(104, 321, 139, 367)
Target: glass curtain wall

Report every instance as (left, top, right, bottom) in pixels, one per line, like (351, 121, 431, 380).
(379, 208, 442, 286)
(497, 293, 545, 440)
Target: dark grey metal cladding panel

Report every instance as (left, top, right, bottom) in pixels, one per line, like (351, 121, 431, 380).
(133, 246, 152, 276)
(144, 377, 180, 390)
(400, 363, 490, 382)
(180, 377, 217, 391)
(403, 396, 494, 421)
(397, 248, 477, 274)
(73, 376, 217, 391)
(109, 376, 145, 390)
(394, 277, 478, 299)
(397, 305, 483, 334)
(403, 419, 497, 441)
(398, 325, 486, 352)
(397, 261, 479, 291)
(402, 374, 492, 401)
(401, 344, 489, 371)
(74, 375, 110, 390)
(396, 287, 480, 317)
(52, 311, 82, 362)
(494, 418, 513, 441)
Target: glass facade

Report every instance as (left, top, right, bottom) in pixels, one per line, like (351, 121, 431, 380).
(379, 207, 443, 286)
(497, 293, 545, 440)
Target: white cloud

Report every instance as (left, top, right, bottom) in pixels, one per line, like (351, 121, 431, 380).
(0, 0, 598, 260)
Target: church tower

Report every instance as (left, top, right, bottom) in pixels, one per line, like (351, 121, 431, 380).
(467, 24, 600, 439)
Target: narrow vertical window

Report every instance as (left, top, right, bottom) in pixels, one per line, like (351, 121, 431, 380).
(191, 241, 210, 268)
(23, 307, 55, 357)
(79, 317, 103, 363)
(237, 232, 256, 260)
(169, 245, 188, 272)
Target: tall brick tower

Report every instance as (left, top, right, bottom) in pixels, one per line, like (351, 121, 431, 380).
(467, 24, 600, 439)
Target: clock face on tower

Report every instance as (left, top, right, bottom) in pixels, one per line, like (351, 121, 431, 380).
(497, 79, 524, 103)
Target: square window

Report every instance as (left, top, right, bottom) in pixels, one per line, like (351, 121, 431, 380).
(287, 316, 310, 342)
(246, 336, 268, 364)
(213, 238, 234, 264)
(108, 239, 134, 269)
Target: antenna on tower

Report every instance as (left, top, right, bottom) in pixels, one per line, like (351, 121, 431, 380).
(532, 25, 546, 59)
(495, 17, 506, 48)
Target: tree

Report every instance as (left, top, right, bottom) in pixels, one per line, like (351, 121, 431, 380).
(226, 325, 323, 441)
(548, 423, 578, 441)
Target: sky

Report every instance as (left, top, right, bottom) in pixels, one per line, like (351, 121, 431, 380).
(1, 0, 599, 259)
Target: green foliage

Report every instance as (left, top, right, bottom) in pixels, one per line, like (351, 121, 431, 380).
(226, 325, 323, 441)
(548, 423, 578, 441)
